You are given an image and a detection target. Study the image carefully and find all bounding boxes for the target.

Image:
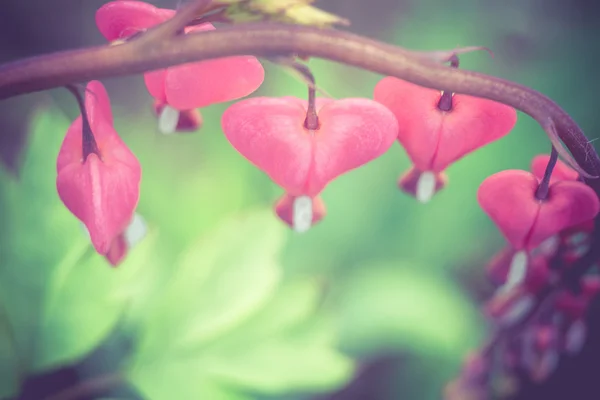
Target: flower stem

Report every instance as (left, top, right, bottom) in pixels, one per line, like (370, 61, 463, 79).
(437, 54, 459, 112)
(296, 63, 319, 130)
(535, 147, 558, 200)
(65, 84, 99, 160)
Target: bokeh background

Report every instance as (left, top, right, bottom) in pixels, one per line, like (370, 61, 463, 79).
(1, 0, 600, 399)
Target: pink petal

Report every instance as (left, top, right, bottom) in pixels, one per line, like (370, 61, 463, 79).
(478, 170, 543, 249)
(86, 80, 114, 133)
(95, 0, 174, 41)
(222, 97, 398, 196)
(528, 180, 599, 248)
(57, 152, 141, 255)
(274, 194, 326, 228)
(307, 98, 398, 195)
(478, 170, 599, 250)
(165, 56, 265, 110)
(222, 97, 311, 195)
(373, 77, 517, 172)
(531, 154, 579, 183)
(144, 69, 168, 103)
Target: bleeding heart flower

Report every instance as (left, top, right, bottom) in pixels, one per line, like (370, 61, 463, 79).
(222, 96, 398, 228)
(373, 77, 517, 202)
(478, 170, 599, 252)
(57, 81, 141, 256)
(485, 154, 595, 289)
(96, 1, 264, 133)
(531, 154, 579, 183)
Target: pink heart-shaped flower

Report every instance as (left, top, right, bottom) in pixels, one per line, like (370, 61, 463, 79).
(477, 170, 599, 250)
(96, 1, 264, 111)
(221, 97, 399, 196)
(57, 81, 141, 255)
(373, 77, 517, 172)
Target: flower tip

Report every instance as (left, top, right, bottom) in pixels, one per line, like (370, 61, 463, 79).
(275, 194, 326, 231)
(398, 167, 447, 202)
(105, 234, 128, 267)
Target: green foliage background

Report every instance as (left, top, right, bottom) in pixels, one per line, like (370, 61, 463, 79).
(1, 0, 599, 399)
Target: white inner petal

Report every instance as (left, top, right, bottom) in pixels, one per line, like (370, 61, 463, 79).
(293, 196, 313, 233)
(158, 105, 180, 134)
(500, 250, 528, 293)
(534, 235, 560, 257)
(124, 213, 148, 248)
(416, 171, 436, 203)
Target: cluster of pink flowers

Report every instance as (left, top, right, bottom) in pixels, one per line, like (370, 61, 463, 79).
(446, 157, 599, 398)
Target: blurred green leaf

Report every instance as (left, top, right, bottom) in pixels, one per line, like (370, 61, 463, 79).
(197, 280, 354, 394)
(130, 211, 354, 397)
(0, 299, 19, 398)
(335, 262, 484, 358)
(136, 211, 285, 355)
(32, 230, 159, 371)
(201, 341, 353, 394)
(0, 108, 87, 370)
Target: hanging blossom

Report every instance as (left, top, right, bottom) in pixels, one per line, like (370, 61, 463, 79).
(486, 155, 591, 287)
(479, 154, 599, 292)
(373, 77, 517, 203)
(95, 0, 265, 134)
(57, 81, 142, 260)
(221, 96, 398, 231)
